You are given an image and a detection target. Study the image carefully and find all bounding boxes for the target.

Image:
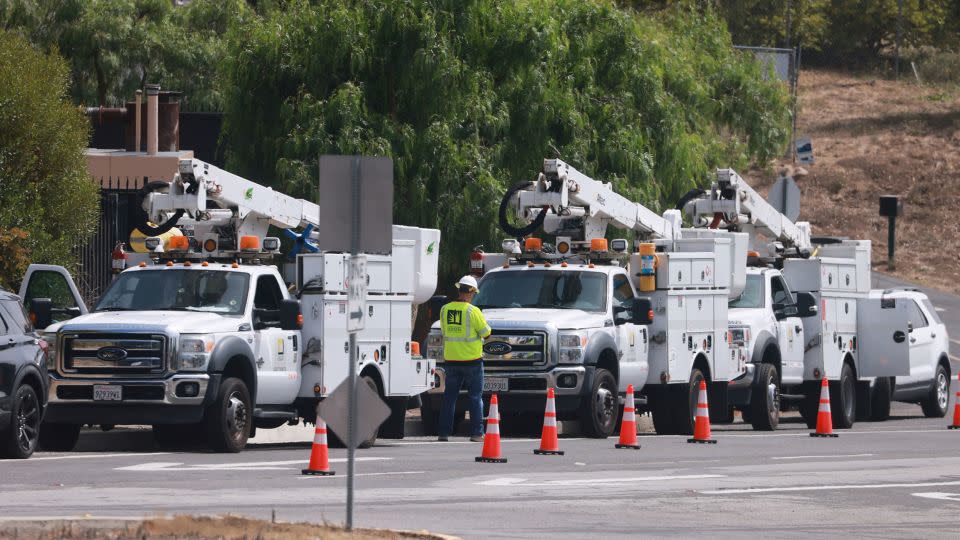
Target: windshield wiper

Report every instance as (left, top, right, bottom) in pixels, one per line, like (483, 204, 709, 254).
(95, 307, 132, 312)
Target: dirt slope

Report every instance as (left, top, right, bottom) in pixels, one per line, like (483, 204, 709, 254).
(745, 70, 960, 295)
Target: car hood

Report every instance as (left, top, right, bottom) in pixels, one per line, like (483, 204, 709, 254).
(728, 307, 769, 328)
(57, 310, 245, 334)
(460, 308, 608, 331)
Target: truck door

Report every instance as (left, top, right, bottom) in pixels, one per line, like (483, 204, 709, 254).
(770, 275, 804, 382)
(19, 264, 88, 329)
(903, 299, 935, 384)
(856, 297, 910, 377)
(612, 274, 648, 392)
(251, 274, 301, 404)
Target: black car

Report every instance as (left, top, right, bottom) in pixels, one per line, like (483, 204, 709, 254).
(0, 288, 48, 458)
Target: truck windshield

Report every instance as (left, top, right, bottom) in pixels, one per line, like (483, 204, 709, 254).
(729, 274, 764, 309)
(94, 270, 250, 315)
(474, 270, 607, 312)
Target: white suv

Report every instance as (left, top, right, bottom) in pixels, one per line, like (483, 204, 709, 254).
(868, 289, 952, 420)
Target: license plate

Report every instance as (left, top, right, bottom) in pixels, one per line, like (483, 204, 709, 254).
(93, 385, 122, 401)
(483, 378, 508, 392)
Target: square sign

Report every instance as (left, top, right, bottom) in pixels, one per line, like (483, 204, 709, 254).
(347, 255, 367, 333)
(796, 136, 814, 165)
(317, 156, 394, 254)
(316, 377, 391, 447)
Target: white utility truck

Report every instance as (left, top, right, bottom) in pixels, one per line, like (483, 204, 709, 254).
(424, 159, 752, 437)
(683, 169, 939, 429)
(21, 158, 438, 452)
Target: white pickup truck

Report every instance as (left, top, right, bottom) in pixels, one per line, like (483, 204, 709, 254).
(20, 225, 438, 453)
(424, 262, 653, 438)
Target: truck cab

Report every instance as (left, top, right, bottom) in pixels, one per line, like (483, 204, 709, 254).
(21, 262, 301, 453)
(424, 262, 652, 438)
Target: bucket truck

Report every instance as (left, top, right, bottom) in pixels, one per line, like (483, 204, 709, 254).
(20, 158, 439, 452)
(683, 169, 946, 429)
(424, 159, 752, 437)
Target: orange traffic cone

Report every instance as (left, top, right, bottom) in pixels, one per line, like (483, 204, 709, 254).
(301, 419, 335, 475)
(687, 380, 717, 444)
(811, 377, 839, 438)
(949, 374, 960, 430)
(615, 384, 641, 449)
(534, 388, 564, 455)
(476, 394, 507, 463)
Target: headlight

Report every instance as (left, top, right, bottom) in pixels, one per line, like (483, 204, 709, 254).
(42, 333, 57, 370)
(426, 332, 443, 362)
(178, 334, 215, 371)
(558, 331, 589, 364)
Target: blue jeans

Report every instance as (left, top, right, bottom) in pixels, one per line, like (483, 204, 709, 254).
(438, 362, 485, 437)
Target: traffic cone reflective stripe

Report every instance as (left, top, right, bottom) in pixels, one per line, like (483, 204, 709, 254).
(534, 388, 564, 455)
(688, 380, 717, 444)
(301, 419, 335, 475)
(949, 374, 960, 430)
(476, 394, 507, 463)
(615, 384, 640, 449)
(811, 377, 838, 438)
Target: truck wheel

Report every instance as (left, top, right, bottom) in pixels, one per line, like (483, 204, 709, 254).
(419, 394, 439, 436)
(1, 385, 41, 459)
(38, 422, 81, 452)
(869, 377, 893, 421)
(204, 377, 251, 453)
(578, 368, 618, 438)
(672, 368, 705, 436)
(749, 363, 780, 431)
(921, 364, 950, 418)
(829, 363, 856, 429)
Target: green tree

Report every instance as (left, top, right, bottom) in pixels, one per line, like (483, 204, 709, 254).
(220, 0, 790, 282)
(0, 0, 247, 109)
(0, 30, 99, 290)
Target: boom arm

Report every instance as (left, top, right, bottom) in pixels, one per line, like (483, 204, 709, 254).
(145, 158, 320, 240)
(683, 168, 811, 257)
(511, 158, 681, 242)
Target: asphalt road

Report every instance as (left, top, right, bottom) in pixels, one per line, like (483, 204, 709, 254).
(0, 274, 957, 539)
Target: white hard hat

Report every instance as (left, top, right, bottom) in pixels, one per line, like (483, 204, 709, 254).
(456, 275, 479, 292)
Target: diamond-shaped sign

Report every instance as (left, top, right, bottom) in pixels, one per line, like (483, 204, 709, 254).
(316, 377, 391, 446)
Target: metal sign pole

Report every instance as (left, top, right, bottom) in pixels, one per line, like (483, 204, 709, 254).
(346, 156, 361, 530)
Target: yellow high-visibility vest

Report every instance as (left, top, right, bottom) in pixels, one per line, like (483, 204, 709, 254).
(440, 301, 491, 361)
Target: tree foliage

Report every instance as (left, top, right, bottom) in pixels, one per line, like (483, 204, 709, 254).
(220, 0, 790, 281)
(0, 0, 247, 109)
(0, 30, 98, 290)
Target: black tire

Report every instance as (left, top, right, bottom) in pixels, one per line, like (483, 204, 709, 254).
(38, 422, 80, 452)
(419, 395, 439, 436)
(2, 385, 41, 459)
(578, 368, 618, 438)
(204, 377, 251, 453)
(749, 363, 780, 431)
(830, 363, 856, 429)
(651, 392, 677, 435)
(869, 377, 893, 421)
(672, 368, 705, 436)
(799, 383, 819, 429)
(921, 364, 950, 418)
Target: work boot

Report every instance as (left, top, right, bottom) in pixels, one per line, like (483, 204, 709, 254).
(437, 436, 449, 442)
(469, 435, 484, 443)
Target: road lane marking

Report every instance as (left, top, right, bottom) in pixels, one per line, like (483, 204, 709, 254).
(912, 492, 960, 502)
(717, 428, 960, 438)
(701, 480, 960, 495)
(115, 457, 391, 471)
(477, 473, 725, 487)
(16, 452, 172, 462)
(385, 438, 568, 446)
(771, 453, 874, 460)
(297, 471, 425, 480)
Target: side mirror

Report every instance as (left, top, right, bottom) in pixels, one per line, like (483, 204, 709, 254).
(773, 302, 797, 320)
(279, 299, 302, 331)
(30, 298, 53, 329)
(613, 305, 631, 326)
(795, 292, 819, 318)
(632, 298, 654, 325)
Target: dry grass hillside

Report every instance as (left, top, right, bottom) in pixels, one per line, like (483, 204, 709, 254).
(745, 70, 960, 294)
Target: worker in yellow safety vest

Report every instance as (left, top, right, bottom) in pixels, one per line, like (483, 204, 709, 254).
(437, 275, 491, 442)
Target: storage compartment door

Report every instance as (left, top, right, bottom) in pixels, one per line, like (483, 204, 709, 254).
(856, 298, 910, 377)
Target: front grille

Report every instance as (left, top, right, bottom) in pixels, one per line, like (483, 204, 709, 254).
(56, 384, 166, 401)
(509, 378, 548, 390)
(62, 333, 166, 376)
(483, 331, 548, 369)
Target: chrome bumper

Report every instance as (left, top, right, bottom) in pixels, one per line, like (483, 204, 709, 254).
(427, 365, 587, 395)
(48, 372, 211, 406)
